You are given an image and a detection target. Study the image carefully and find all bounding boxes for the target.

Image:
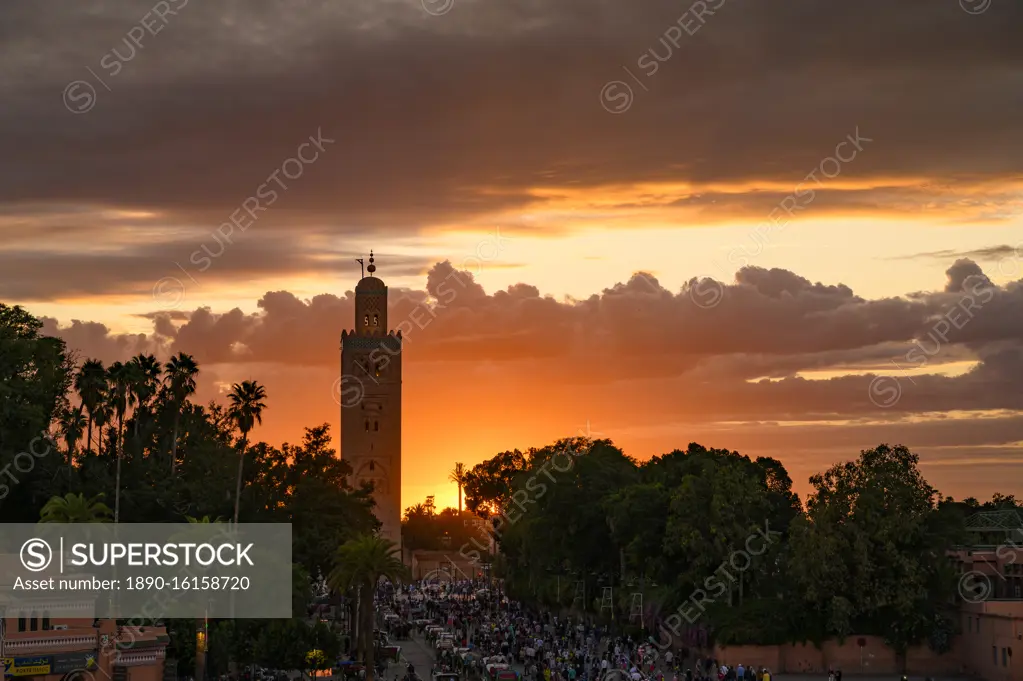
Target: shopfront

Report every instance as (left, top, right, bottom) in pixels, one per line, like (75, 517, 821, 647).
(3, 656, 55, 677)
(2, 651, 98, 679)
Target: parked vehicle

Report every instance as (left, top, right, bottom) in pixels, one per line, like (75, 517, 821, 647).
(336, 661, 365, 681)
(434, 673, 461, 681)
(488, 669, 519, 681)
(374, 631, 402, 660)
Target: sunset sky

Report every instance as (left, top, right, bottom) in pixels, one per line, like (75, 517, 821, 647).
(3, 0, 1022, 510)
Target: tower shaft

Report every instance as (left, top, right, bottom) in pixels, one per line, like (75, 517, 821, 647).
(340, 252, 402, 548)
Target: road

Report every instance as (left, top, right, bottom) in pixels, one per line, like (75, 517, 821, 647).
(392, 631, 534, 681)
(391, 633, 436, 681)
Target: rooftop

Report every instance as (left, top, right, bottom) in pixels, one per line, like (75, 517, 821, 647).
(964, 509, 1023, 532)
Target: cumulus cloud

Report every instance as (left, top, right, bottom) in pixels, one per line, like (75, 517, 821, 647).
(944, 258, 993, 293)
(41, 317, 168, 364)
(42, 259, 1023, 417)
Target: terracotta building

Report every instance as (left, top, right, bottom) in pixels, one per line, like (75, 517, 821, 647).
(950, 509, 1023, 681)
(0, 616, 168, 681)
(1, 556, 168, 681)
(340, 250, 403, 548)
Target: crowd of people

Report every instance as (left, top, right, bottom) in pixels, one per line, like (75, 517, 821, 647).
(380, 580, 775, 681)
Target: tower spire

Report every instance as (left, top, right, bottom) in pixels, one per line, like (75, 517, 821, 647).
(367, 249, 376, 275)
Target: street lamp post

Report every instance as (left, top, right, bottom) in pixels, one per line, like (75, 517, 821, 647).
(195, 611, 208, 681)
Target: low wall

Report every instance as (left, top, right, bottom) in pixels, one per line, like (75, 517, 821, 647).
(714, 635, 967, 676)
(707, 644, 781, 671)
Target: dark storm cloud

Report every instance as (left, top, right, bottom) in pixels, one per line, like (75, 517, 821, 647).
(670, 186, 1023, 223)
(0, 0, 1021, 226)
(0, 235, 434, 300)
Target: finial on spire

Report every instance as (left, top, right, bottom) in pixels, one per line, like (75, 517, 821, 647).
(367, 249, 376, 274)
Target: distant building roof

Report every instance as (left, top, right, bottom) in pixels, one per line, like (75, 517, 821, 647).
(964, 509, 1023, 532)
(410, 549, 480, 559)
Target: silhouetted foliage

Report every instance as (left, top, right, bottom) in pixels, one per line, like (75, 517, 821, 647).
(466, 436, 992, 650)
(0, 305, 379, 666)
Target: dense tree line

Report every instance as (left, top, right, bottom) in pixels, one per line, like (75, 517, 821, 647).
(455, 437, 1018, 653)
(0, 304, 385, 676)
(401, 495, 488, 556)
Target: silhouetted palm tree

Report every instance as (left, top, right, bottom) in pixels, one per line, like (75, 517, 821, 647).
(165, 352, 199, 475)
(93, 402, 111, 456)
(227, 380, 267, 525)
(75, 359, 107, 455)
(118, 359, 145, 454)
(40, 492, 112, 523)
(328, 535, 409, 680)
(58, 406, 87, 466)
(107, 361, 132, 522)
(129, 353, 162, 445)
(449, 462, 467, 513)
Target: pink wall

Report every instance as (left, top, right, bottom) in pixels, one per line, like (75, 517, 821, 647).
(706, 644, 780, 671)
(714, 635, 966, 676)
(959, 602, 1022, 681)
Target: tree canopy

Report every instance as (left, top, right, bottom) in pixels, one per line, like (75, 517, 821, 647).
(459, 436, 1012, 651)
(0, 304, 383, 677)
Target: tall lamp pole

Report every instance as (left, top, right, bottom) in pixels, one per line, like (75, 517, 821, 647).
(195, 606, 208, 681)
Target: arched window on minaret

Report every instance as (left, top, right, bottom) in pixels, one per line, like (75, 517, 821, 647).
(365, 420, 369, 431)
(373, 314, 379, 326)
(363, 315, 369, 327)
(374, 421, 379, 431)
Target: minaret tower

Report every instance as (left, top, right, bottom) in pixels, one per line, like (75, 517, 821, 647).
(340, 251, 403, 548)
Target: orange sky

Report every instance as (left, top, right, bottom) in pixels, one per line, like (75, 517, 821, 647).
(3, 0, 1023, 509)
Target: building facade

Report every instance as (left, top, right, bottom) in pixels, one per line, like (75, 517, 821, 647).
(340, 251, 403, 547)
(950, 509, 1023, 681)
(0, 616, 167, 681)
(1, 556, 169, 681)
